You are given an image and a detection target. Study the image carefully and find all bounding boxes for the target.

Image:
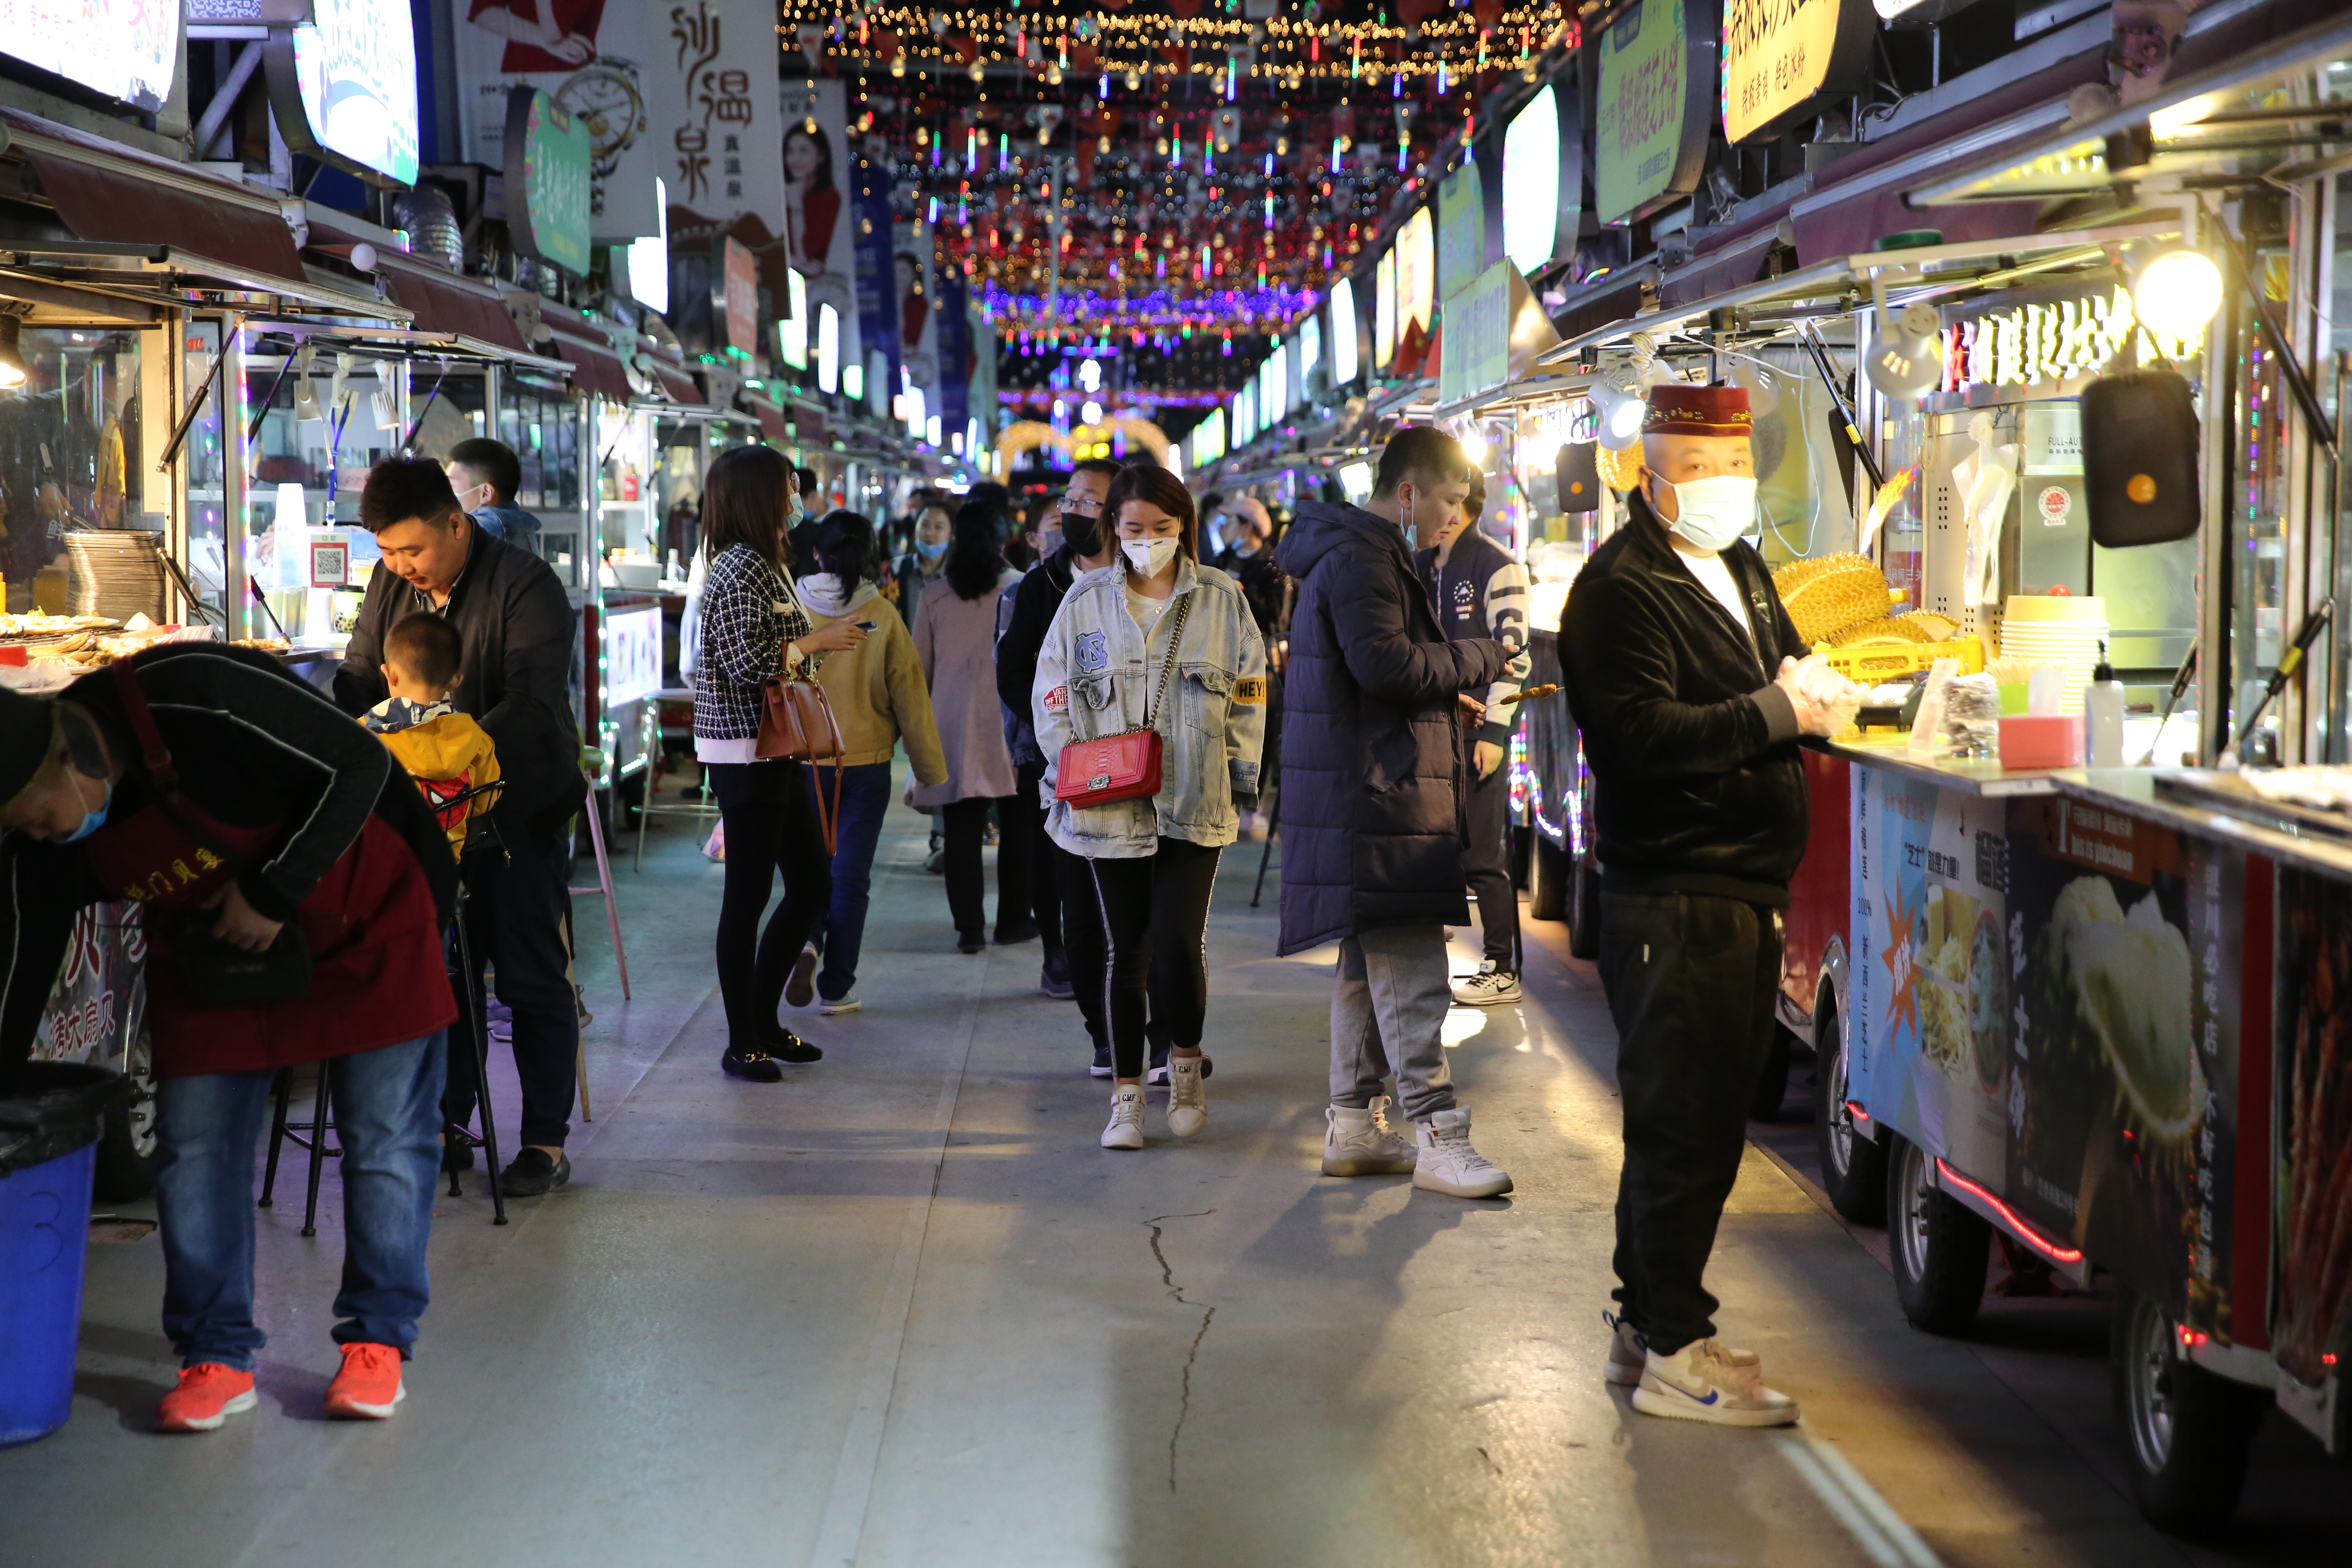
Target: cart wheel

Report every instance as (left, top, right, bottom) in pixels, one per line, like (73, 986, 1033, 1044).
(2111, 1284, 2270, 1536)
(1750, 1024, 1797, 1122)
(1526, 828, 1568, 922)
(1812, 995, 1886, 1223)
(1887, 1134, 1989, 1334)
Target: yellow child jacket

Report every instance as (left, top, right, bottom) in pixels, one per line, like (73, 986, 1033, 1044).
(369, 712, 502, 858)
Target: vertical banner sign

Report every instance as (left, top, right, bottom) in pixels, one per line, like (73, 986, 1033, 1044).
(935, 274, 973, 444)
(721, 236, 757, 355)
(894, 219, 940, 404)
(1595, 0, 1717, 226)
(652, 0, 785, 233)
(504, 87, 594, 275)
(854, 160, 900, 410)
(1394, 207, 1436, 341)
(779, 78, 859, 321)
(1721, 0, 1875, 145)
(455, 0, 656, 240)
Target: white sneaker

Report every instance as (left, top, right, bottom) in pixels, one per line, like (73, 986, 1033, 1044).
(1100, 1085, 1146, 1150)
(785, 942, 819, 1008)
(1603, 1312, 1647, 1387)
(819, 993, 862, 1016)
(1321, 1099, 1418, 1176)
(1451, 967, 1524, 1006)
(1166, 1058, 1207, 1138)
(1630, 1339, 1799, 1426)
(1412, 1107, 1514, 1198)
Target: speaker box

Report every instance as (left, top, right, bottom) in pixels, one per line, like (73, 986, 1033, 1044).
(1555, 441, 1600, 515)
(2081, 368, 2200, 548)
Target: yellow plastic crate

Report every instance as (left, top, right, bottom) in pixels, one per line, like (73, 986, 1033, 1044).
(1822, 633, 1984, 686)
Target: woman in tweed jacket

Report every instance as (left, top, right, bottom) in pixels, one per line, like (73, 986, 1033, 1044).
(692, 446, 869, 1081)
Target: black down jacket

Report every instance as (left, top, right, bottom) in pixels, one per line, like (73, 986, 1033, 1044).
(1273, 500, 1511, 954)
(1559, 490, 1810, 905)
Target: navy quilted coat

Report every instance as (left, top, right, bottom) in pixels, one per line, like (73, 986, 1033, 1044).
(1273, 501, 1511, 955)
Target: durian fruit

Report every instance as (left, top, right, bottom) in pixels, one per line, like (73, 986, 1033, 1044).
(1900, 610, 1959, 640)
(1772, 552, 1895, 645)
(1827, 616, 1937, 647)
(1596, 443, 1646, 492)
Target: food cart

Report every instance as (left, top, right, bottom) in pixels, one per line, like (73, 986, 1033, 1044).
(1496, 13, 2352, 1532)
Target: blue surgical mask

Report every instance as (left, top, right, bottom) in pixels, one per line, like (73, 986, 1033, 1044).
(56, 779, 111, 843)
(916, 537, 948, 560)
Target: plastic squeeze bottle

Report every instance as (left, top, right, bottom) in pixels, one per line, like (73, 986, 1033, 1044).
(2085, 640, 2126, 767)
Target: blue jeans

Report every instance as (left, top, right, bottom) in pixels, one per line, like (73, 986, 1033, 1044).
(810, 761, 894, 1001)
(153, 1031, 447, 1370)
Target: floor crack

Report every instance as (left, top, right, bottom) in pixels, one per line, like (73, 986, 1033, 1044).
(1144, 1211, 1217, 1492)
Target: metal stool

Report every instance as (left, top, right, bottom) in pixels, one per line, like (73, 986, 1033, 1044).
(633, 693, 719, 872)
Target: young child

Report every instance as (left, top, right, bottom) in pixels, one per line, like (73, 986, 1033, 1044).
(364, 613, 500, 856)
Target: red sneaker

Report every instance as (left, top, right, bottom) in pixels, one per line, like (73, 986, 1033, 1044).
(155, 1363, 258, 1433)
(321, 1342, 406, 1420)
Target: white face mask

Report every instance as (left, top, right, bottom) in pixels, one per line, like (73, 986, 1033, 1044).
(1657, 474, 1757, 552)
(1122, 537, 1179, 579)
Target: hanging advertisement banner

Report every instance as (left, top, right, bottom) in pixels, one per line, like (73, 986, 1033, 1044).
(721, 236, 757, 356)
(1595, 0, 1717, 227)
(455, 0, 657, 240)
(1722, 0, 1875, 144)
(1501, 76, 1584, 278)
(1374, 249, 1397, 371)
(1329, 275, 1360, 386)
(1394, 207, 1436, 339)
(1435, 150, 1500, 305)
(3, 2, 176, 112)
(261, 0, 419, 187)
(937, 275, 973, 446)
(503, 87, 593, 276)
(779, 77, 858, 323)
(853, 160, 899, 412)
(894, 220, 940, 398)
(650, 0, 785, 237)
(1438, 262, 1513, 406)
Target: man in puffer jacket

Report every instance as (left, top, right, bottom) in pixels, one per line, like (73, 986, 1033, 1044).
(1274, 427, 1517, 1199)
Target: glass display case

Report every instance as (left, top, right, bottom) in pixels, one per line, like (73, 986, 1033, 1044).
(0, 326, 156, 616)
(499, 368, 586, 592)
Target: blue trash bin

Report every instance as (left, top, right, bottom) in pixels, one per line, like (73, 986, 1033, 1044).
(0, 1061, 124, 1448)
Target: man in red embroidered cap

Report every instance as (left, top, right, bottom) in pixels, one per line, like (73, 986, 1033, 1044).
(1561, 381, 1850, 1427)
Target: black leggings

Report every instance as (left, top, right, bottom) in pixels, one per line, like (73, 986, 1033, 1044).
(941, 795, 1031, 942)
(708, 760, 833, 1052)
(1084, 837, 1222, 1080)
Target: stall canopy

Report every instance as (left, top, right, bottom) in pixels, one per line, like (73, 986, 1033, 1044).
(1909, 7, 2352, 207)
(0, 110, 387, 317)
(538, 302, 634, 402)
(755, 399, 790, 445)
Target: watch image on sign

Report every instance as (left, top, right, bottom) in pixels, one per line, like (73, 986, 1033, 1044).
(1596, 0, 1718, 226)
(506, 87, 594, 276)
(262, 0, 421, 186)
(1720, 0, 1875, 145)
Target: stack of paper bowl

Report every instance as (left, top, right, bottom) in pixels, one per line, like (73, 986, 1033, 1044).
(65, 530, 167, 624)
(1999, 595, 2109, 710)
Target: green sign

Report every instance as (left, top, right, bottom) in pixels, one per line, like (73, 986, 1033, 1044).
(504, 86, 592, 276)
(1439, 262, 1513, 406)
(1436, 160, 1486, 304)
(1595, 0, 1713, 226)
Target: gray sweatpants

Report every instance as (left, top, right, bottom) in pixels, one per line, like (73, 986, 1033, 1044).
(1328, 923, 1457, 1122)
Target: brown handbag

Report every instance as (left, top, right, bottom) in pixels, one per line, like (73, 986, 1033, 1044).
(755, 673, 846, 855)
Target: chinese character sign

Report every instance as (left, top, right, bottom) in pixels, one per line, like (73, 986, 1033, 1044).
(650, 0, 784, 237)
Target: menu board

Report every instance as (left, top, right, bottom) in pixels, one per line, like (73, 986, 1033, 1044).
(1394, 208, 1436, 340)
(1595, 0, 1716, 226)
(3, 2, 176, 112)
(1721, 0, 1874, 145)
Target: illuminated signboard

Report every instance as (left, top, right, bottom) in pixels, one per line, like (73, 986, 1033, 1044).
(817, 303, 841, 393)
(1395, 207, 1436, 337)
(1300, 316, 1322, 386)
(1330, 276, 1360, 385)
(1233, 382, 1258, 448)
(503, 87, 593, 274)
(1374, 250, 1397, 370)
(1938, 285, 2203, 396)
(779, 267, 809, 369)
(626, 178, 671, 313)
(1436, 157, 1491, 303)
(1502, 79, 1585, 277)
(265, 0, 420, 186)
(604, 607, 665, 706)
(1595, 0, 1716, 226)
(1722, 0, 1873, 145)
(1192, 407, 1227, 467)
(3, 2, 177, 111)
(722, 236, 758, 355)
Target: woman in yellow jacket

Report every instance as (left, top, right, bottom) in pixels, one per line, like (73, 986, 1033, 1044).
(788, 509, 949, 1013)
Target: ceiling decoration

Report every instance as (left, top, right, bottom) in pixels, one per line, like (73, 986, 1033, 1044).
(783, 0, 1572, 387)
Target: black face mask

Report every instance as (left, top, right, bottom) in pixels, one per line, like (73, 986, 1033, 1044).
(1060, 510, 1103, 558)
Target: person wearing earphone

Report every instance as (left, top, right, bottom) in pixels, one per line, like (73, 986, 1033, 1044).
(1560, 382, 1849, 1430)
(1272, 428, 1520, 1201)
(1032, 464, 1266, 1151)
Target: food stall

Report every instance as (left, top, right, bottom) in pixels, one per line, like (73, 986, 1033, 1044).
(1495, 13, 2352, 1530)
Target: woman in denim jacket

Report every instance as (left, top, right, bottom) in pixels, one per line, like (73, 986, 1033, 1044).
(1033, 465, 1267, 1151)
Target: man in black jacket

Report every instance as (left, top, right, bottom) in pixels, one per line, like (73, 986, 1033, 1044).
(996, 458, 1119, 1060)
(1275, 428, 1516, 1200)
(336, 458, 586, 1198)
(1561, 383, 1846, 1428)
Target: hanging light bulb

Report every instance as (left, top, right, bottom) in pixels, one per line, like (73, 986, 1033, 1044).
(2130, 243, 2224, 339)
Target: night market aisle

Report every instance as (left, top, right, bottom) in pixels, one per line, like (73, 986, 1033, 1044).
(1, 774, 2310, 1568)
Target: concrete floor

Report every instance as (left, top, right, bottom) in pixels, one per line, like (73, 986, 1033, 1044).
(7, 768, 2346, 1567)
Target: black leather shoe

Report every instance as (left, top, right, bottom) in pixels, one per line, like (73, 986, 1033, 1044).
(441, 1140, 475, 1174)
(957, 933, 985, 954)
(499, 1148, 571, 1196)
(721, 1044, 784, 1082)
(765, 1025, 822, 1063)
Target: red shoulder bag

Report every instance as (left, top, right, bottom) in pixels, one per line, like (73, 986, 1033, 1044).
(1056, 591, 1191, 808)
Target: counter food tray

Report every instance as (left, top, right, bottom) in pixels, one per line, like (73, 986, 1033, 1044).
(2152, 771, 2352, 847)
